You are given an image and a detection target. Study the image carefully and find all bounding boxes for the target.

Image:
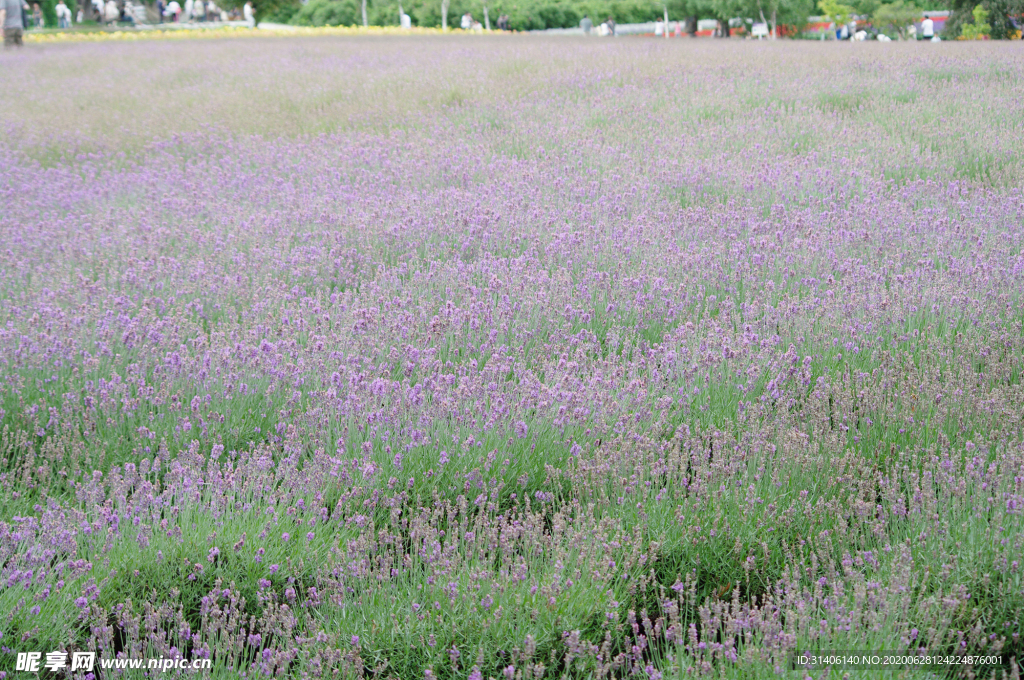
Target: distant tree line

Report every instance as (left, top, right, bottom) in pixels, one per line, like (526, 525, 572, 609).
(285, 0, 684, 29)
(271, 0, 1019, 37)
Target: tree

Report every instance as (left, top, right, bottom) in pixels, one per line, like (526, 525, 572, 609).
(706, 0, 741, 35)
(362, 0, 367, 23)
(291, 0, 359, 25)
(873, 0, 919, 37)
(959, 1, 990, 34)
(945, 0, 1023, 37)
(728, 0, 813, 37)
(847, 0, 879, 18)
(441, 0, 449, 26)
(234, 0, 300, 23)
(819, 0, 855, 24)
(41, 0, 58, 26)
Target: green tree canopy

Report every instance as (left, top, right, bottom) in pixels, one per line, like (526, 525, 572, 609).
(959, 1, 990, 34)
(819, 0, 855, 23)
(945, 0, 1023, 37)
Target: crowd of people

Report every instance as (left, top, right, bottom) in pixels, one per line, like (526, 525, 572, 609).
(579, 14, 616, 35)
(827, 14, 937, 40)
(1, 0, 254, 40)
(456, 11, 516, 31)
(156, 0, 252, 23)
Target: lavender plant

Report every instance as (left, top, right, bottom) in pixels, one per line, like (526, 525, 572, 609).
(0, 37, 1022, 680)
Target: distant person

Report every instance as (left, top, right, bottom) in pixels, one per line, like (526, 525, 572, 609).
(103, 0, 118, 23)
(76, 7, 82, 20)
(579, 13, 591, 34)
(606, 15, 614, 35)
(193, 0, 204, 21)
(120, 0, 133, 24)
(907, 22, 915, 39)
(460, 11, 471, 29)
(183, 0, 191, 20)
(920, 15, 933, 39)
(56, 0, 71, 26)
(243, 0, 253, 26)
(400, 11, 410, 27)
(31, 1, 41, 27)
(1, 0, 25, 47)
(165, 0, 180, 20)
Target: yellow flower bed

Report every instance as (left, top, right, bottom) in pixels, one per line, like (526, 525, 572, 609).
(25, 24, 467, 42)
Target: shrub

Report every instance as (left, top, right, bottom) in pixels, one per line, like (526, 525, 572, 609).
(292, 0, 361, 25)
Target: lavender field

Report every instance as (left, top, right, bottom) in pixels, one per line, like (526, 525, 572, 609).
(1, 36, 1023, 679)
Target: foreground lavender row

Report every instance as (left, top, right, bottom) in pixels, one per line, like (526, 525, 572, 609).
(1, 37, 1023, 679)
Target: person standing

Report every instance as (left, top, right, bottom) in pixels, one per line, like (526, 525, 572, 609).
(920, 14, 933, 39)
(121, 0, 137, 24)
(103, 0, 118, 24)
(30, 1, 40, 26)
(1, 0, 24, 46)
(243, 0, 253, 26)
(579, 13, 591, 34)
(56, 0, 71, 26)
(606, 15, 614, 35)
